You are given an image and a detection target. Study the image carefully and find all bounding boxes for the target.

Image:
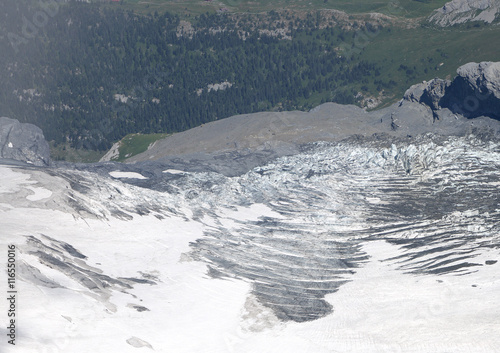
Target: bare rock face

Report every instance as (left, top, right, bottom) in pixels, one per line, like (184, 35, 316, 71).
(442, 61, 500, 119)
(404, 61, 500, 120)
(0, 117, 50, 166)
(456, 61, 500, 100)
(403, 78, 451, 110)
(428, 0, 500, 27)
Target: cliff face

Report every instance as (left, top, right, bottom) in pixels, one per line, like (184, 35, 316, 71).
(403, 78, 451, 111)
(428, 0, 500, 26)
(443, 61, 500, 119)
(403, 61, 500, 120)
(0, 117, 50, 166)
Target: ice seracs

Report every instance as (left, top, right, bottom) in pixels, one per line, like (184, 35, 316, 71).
(2, 131, 499, 352)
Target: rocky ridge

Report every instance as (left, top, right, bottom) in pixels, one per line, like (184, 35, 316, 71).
(404, 61, 500, 120)
(428, 0, 500, 26)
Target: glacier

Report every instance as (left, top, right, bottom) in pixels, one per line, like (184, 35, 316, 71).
(2, 61, 500, 352)
(1, 132, 499, 352)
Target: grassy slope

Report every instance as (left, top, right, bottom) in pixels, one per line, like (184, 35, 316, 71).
(360, 23, 500, 105)
(112, 133, 171, 162)
(50, 142, 107, 163)
(240, 0, 450, 17)
(50, 133, 170, 163)
(108, 0, 216, 16)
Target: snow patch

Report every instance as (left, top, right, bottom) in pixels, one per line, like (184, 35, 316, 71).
(109, 171, 148, 180)
(0, 166, 35, 194)
(162, 169, 186, 175)
(26, 186, 52, 201)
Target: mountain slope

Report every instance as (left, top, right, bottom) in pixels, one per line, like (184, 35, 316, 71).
(125, 61, 500, 175)
(2, 1, 500, 162)
(1, 62, 500, 352)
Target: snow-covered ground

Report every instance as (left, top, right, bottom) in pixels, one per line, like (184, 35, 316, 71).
(1, 134, 499, 352)
(109, 171, 148, 180)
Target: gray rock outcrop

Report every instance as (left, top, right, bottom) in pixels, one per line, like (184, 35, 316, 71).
(0, 117, 50, 166)
(403, 61, 500, 119)
(456, 61, 500, 100)
(428, 0, 500, 26)
(403, 78, 451, 111)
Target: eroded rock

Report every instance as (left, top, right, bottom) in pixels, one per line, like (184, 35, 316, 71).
(0, 117, 50, 166)
(428, 0, 500, 26)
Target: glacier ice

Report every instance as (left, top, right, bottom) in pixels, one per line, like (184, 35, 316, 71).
(1, 133, 499, 352)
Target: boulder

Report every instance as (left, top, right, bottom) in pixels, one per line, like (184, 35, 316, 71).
(0, 117, 50, 166)
(456, 61, 500, 100)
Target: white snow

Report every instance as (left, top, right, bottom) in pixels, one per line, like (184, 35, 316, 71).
(221, 203, 284, 222)
(8, 142, 13, 148)
(109, 171, 148, 179)
(0, 166, 35, 194)
(162, 169, 186, 175)
(1, 134, 499, 353)
(0, 192, 250, 353)
(299, 240, 500, 353)
(26, 186, 52, 201)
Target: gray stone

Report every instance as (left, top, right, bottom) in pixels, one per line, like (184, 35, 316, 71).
(126, 337, 153, 349)
(428, 0, 500, 27)
(456, 61, 500, 100)
(403, 78, 451, 110)
(0, 117, 50, 166)
(442, 61, 500, 119)
(402, 62, 500, 120)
